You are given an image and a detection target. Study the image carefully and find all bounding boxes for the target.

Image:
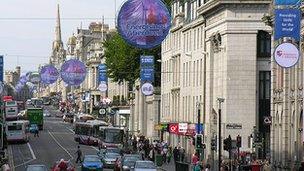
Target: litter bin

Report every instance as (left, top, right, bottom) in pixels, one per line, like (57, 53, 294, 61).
(155, 154, 163, 166)
(251, 164, 261, 171)
(175, 162, 189, 171)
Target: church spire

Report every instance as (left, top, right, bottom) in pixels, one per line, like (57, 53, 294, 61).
(55, 4, 62, 42)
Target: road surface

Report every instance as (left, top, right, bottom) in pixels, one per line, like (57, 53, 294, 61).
(9, 106, 112, 171)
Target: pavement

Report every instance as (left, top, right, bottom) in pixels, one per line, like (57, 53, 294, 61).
(159, 160, 176, 171)
(8, 106, 111, 171)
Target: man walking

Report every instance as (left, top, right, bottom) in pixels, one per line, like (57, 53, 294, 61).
(75, 146, 82, 163)
(34, 128, 39, 137)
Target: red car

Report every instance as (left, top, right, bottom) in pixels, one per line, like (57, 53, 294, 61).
(51, 159, 76, 171)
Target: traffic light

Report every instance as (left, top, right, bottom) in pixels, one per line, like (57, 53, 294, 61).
(196, 134, 203, 149)
(236, 135, 242, 148)
(211, 138, 217, 151)
(223, 135, 232, 151)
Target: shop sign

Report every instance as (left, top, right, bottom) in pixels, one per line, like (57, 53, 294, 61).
(178, 123, 188, 133)
(226, 123, 242, 129)
(169, 123, 179, 134)
(185, 124, 196, 136)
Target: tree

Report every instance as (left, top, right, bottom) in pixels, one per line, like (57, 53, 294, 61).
(103, 32, 161, 87)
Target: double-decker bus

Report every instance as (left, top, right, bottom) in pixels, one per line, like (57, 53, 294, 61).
(98, 126, 125, 148)
(74, 120, 108, 145)
(6, 120, 29, 143)
(5, 101, 18, 121)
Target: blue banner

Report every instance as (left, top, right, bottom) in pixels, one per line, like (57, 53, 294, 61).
(98, 64, 107, 82)
(275, 0, 300, 5)
(274, 9, 301, 41)
(140, 56, 154, 83)
(0, 56, 3, 82)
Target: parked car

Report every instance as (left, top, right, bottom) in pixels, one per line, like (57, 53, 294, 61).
(102, 152, 121, 168)
(114, 154, 141, 171)
(29, 124, 39, 133)
(134, 161, 156, 171)
(82, 155, 103, 171)
(26, 164, 47, 171)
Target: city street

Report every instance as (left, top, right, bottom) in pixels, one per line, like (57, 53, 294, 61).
(8, 106, 112, 171)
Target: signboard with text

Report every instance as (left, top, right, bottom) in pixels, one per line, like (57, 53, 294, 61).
(140, 56, 154, 83)
(98, 64, 108, 83)
(274, 9, 301, 41)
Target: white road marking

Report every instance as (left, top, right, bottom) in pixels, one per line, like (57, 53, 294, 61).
(67, 128, 75, 134)
(91, 146, 99, 151)
(14, 143, 37, 168)
(27, 143, 36, 160)
(7, 145, 15, 170)
(14, 159, 35, 168)
(48, 130, 74, 160)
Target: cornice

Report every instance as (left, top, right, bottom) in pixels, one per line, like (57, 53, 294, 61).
(197, 0, 271, 17)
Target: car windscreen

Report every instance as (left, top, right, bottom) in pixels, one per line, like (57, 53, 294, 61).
(136, 162, 156, 169)
(105, 153, 120, 158)
(26, 166, 46, 171)
(84, 156, 100, 162)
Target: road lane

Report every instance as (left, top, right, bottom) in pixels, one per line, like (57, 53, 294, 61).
(10, 106, 112, 171)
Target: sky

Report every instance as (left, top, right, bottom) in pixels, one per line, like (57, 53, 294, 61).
(0, 0, 125, 74)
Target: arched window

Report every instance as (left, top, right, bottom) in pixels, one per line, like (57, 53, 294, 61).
(257, 30, 271, 58)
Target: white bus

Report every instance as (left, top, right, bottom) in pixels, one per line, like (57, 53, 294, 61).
(6, 120, 30, 143)
(5, 101, 18, 121)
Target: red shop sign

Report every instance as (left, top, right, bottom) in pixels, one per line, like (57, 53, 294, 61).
(169, 123, 179, 134)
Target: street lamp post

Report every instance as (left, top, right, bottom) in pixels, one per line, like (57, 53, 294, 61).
(217, 97, 225, 170)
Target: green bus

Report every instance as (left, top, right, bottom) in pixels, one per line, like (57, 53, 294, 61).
(27, 108, 43, 130)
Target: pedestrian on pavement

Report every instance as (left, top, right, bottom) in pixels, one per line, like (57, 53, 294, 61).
(180, 147, 185, 162)
(166, 147, 172, 164)
(34, 128, 39, 137)
(75, 146, 82, 163)
(173, 146, 180, 165)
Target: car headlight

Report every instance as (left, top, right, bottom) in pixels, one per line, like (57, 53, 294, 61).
(123, 166, 130, 170)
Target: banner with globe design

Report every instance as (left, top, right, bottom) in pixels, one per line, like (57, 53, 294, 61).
(117, 0, 171, 49)
(40, 65, 59, 84)
(60, 59, 87, 86)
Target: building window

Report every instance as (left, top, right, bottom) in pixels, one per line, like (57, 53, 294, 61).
(259, 71, 270, 99)
(257, 30, 271, 58)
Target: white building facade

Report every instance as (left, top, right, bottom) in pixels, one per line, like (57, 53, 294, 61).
(161, 0, 272, 163)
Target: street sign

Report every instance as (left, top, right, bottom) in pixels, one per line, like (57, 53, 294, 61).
(99, 109, 106, 115)
(275, 0, 300, 6)
(141, 82, 154, 96)
(274, 42, 299, 68)
(274, 9, 301, 41)
(263, 116, 272, 125)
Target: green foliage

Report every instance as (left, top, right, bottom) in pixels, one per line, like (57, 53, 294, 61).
(103, 32, 162, 87)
